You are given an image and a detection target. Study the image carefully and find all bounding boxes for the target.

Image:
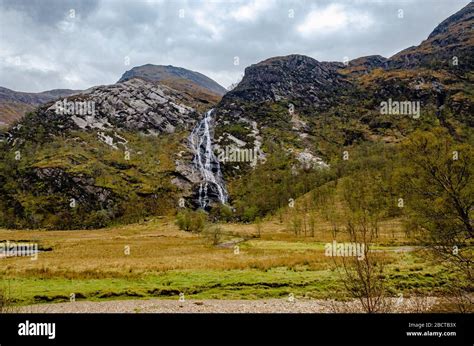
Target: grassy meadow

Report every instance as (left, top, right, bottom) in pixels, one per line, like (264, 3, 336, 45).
(0, 210, 460, 307)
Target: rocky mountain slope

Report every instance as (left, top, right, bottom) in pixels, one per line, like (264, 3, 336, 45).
(207, 2, 473, 217)
(0, 75, 219, 228)
(215, 2, 473, 165)
(389, 1, 473, 72)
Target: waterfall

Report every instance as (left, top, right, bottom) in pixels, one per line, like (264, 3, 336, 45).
(189, 108, 228, 209)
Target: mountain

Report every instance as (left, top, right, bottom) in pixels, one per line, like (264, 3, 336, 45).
(388, 2, 474, 71)
(221, 54, 350, 105)
(0, 87, 80, 104)
(6, 78, 202, 140)
(0, 73, 221, 228)
(0, 3, 472, 229)
(209, 3, 473, 214)
(345, 55, 388, 75)
(0, 87, 79, 126)
(118, 64, 227, 96)
(215, 2, 473, 152)
(212, 54, 351, 181)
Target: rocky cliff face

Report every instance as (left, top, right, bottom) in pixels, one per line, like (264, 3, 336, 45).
(222, 54, 350, 107)
(6, 78, 202, 146)
(75, 78, 199, 134)
(212, 54, 351, 180)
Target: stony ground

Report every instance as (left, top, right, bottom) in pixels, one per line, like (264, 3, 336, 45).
(15, 297, 438, 313)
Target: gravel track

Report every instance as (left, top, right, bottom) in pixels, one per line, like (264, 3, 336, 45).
(14, 297, 438, 313)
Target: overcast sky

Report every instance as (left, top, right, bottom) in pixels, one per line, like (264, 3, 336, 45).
(0, 0, 470, 92)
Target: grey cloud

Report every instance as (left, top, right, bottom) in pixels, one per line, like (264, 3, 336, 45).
(0, 0, 99, 25)
(0, 0, 470, 92)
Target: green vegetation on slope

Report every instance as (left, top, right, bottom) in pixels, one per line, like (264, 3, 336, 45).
(0, 130, 185, 229)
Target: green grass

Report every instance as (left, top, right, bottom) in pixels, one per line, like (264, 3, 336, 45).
(3, 253, 456, 305)
(0, 216, 468, 306)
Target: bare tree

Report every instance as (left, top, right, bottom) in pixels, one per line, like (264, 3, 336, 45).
(334, 217, 391, 313)
(204, 224, 223, 245)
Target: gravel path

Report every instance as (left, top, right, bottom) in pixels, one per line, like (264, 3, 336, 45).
(14, 297, 438, 313)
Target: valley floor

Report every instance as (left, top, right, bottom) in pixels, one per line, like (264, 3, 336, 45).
(0, 217, 469, 312)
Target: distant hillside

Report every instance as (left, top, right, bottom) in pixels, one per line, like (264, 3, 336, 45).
(388, 1, 474, 71)
(118, 64, 227, 96)
(0, 87, 80, 126)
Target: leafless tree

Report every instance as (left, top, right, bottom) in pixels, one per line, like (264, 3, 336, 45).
(334, 217, 391, 313)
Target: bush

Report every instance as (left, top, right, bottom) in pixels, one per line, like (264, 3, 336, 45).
(0, 282, 13, 313)
(175, 210, 207, 232)
(242, 206, 259, 223)
(208, 204, 234, 222)
(204, 224, 223, 245)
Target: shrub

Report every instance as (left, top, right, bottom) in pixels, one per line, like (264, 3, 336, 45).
(208, 204, 234, 222)
(176, 210, 207, 232)
(0, 282, 13, 313)
(204, 224, 223, 245)
(242, 206, 259, 223)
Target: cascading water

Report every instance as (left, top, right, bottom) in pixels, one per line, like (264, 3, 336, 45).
(189, 108, 228, 209)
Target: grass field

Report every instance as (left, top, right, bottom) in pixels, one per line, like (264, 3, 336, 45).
(0, 214, 461, 306)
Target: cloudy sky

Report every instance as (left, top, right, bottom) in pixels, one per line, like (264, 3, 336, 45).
(0, 0, 470, 92)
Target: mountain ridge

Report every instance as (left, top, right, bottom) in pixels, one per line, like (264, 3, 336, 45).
(118, 64, 227, 96)
(0, 87, 80, 126)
